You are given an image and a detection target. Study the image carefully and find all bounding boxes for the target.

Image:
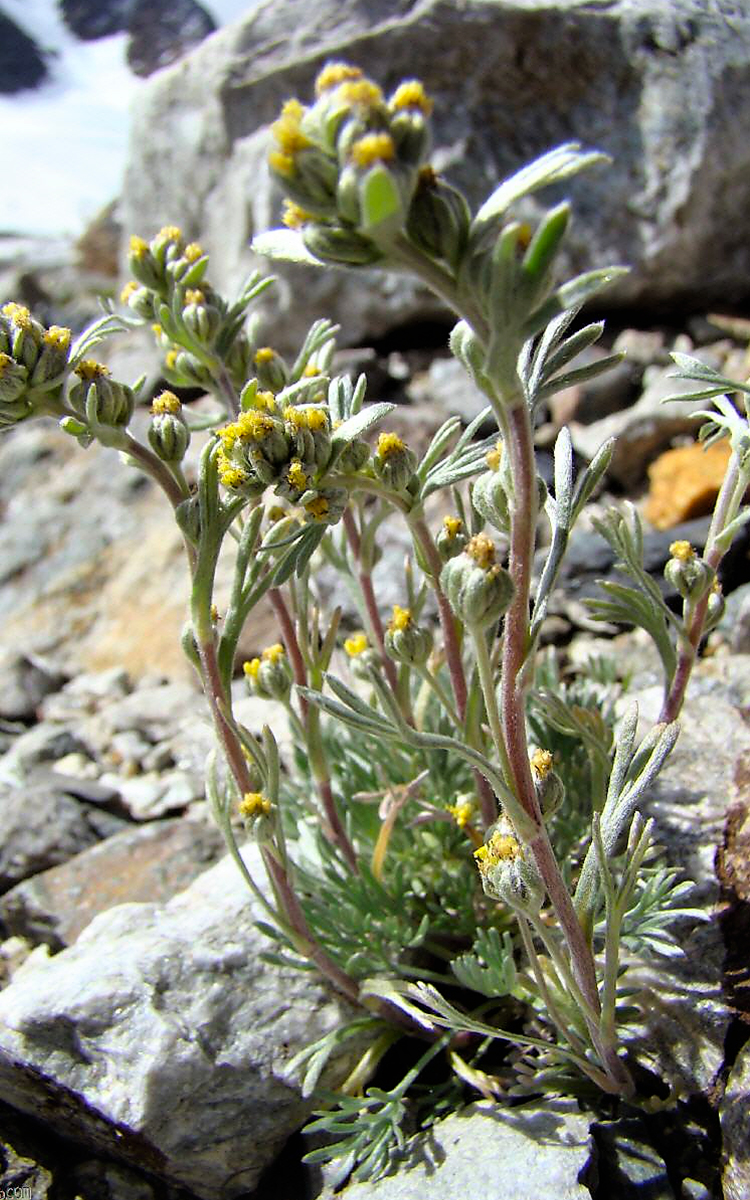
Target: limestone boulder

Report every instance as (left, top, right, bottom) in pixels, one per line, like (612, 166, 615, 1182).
(121, 0, 750, 350)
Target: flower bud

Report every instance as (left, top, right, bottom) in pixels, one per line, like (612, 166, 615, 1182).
(373, 431, 417, 491)
(148, 391, 191, 462)
(336, 436, 370, 472)
(31, 325, 71, 386)
(530, 748, 565, 819)
(387, 80, 433, 167)
(0, 352, 29, 407)
(440, 533, 514, 630)
(474, 819, 544, 913)
(384, 605, 433, 666)
(69, 361, 134, 427)
(704, 583, 726, 632)
(181, 287, 223, 346)
(1, 303, 44, 372)
(436, 515, 468, 561)
(253, 346, 288, 393)
(664, 541, 714, 603)
(128, 235, 162, 290)
(238, 790, 273, 822)
(283, 405, 331, 470)
(243, 643, 292, 702)
(302, 221, 382, 267)
(302, 487, 348, 526)
(120, 280, 155, 319)
(164, 348, 213, 389)
(406, 167, 470, 268)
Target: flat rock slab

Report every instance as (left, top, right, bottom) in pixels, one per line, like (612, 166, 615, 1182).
(330, 1102, 592, 1200)
(0, 845, 358, 1199)
(0, 815, 224, 947)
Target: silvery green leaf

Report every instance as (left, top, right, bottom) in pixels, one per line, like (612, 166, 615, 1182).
(535, 352, 625, 402)
(472, 143, 608, 230)
(522, 267, 628, 338)
(570, 438, 614, 523)
(252, 229, 326, 266)
(330, 402, 395, 447)
(714, 506, 750, 553)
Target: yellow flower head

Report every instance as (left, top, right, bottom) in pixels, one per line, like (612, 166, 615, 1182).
(350, 133, 395, 169)
(669, 540, 695, 562)
(337, 79, 384, 110)
(284, 405, 328, 431)
(268, 150, 296, 177)
(157, 225, 183, 244)
(389, 605, 412, 633)
(262, 642, 285, 663)
(235, 409, 275, 441)
(466, 533, 496, 571)
(344, 631, 369, 657)
(2, 302, 32, 330)
(389, 80, 433, 115)
(282, 200, 314, 230)
(120, 280, 139, 304)
(485, 439, 503, 471)
(315, 62, 363, 95)
(243, 658, 261, 680)
(305, 495, 330, 520)
(287, 458, 308, 491)
(44, 325, 71, 349)
(219, 465, 249, 489)
(0, 353, 15, 375)
(443, 515, 463, 539)
(184, 289, 205, 306)
(271, 99, 310, 157)
(254, 347, 276, 365)
(165, 349, 180, 370)
(447, 799, 474, 829)
(474, 829, 522, 872)
(377, 431, 406, 460)
(530, 748, 554, 780)
(74, 359, 110, 381)
(129, 235, 149, 259)
(151, 390, 182, 415)
(184, 242, 203, 263)
(238, 792, 271, 818)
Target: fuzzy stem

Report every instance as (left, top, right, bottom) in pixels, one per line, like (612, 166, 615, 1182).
(342, 508, 401, 698)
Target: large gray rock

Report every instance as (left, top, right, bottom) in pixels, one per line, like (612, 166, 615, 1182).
(721, 1039, 750, 1200)
(330, 1101, 592, 1200)
(122, 0, 750, 350)
(0, 845, 358, 1199)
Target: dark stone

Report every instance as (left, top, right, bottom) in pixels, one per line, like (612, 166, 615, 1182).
(126, 0, 216, 78)
(59, 0, 133, 41)
(0, 14, 48, 95)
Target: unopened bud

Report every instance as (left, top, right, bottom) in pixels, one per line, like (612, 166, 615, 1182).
(384, 605, 433, 666)
(440, 533, 514, 630)
(148, 391, 190, 462)
(664, 541, 714, 603)
(374, 431, 417, 491)
(406, 168, 469, 267)
(436, 515, 468, 561)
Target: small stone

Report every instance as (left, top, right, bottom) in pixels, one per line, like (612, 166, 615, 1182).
(100, 768, 204, 820)
(645, 440, 734, 530)
(0, 651, 66, 722)
(0, 816, 224, 947)
(0, 786, 106, 892)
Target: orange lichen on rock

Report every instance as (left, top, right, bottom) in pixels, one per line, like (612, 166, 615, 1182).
(645, 440, 734, 530)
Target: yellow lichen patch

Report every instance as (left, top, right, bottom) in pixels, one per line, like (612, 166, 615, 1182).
(338, 79, 384, 109)
(262, 642, 285, 663)
(120, 280, 139, 304)
(388, 605, 412, 633)
(645, 440, 734, 530)
(287, 458, 308, 491)
(669, 540, 695, 562)
(443, 515, 463, 539)
(44, 325, 71, 349)
(344, 631, 369, 657)
(151, 391, 182, 415)
(350, 133, 395, 168)
(129, 235, 149, 258)
(377, 431, 406, 460)
(466, 533, 496, 571)
(530, 748, 554, 779)
(486, 439, 503, 471)
(74, 359, 110, 380)
(389, 80, 433, 115)
(238, 792, 271, 818)
(184, 242, 203, 263)
(282, 200, 314, 229)
(315, 62, 363, 95)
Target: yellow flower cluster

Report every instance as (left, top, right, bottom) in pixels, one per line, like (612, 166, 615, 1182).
(344, 631, 369, 657)
(474, 828, 523, 871)
(388, 605, 412, 633)
(238, 792, 271, 818)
